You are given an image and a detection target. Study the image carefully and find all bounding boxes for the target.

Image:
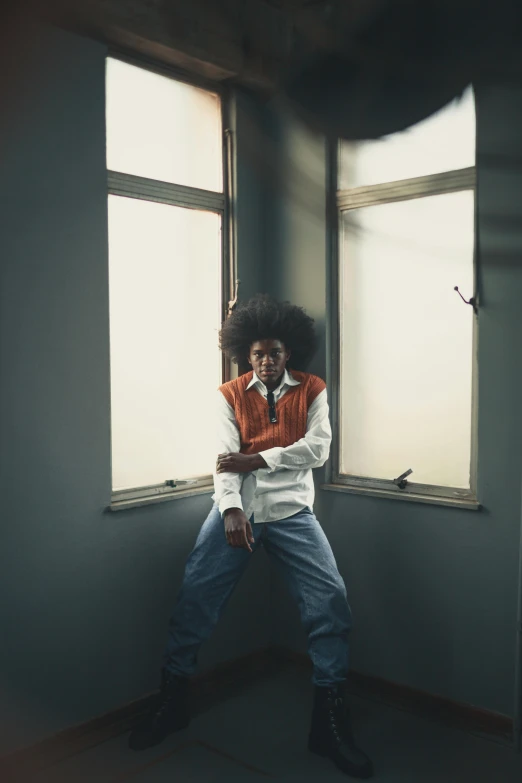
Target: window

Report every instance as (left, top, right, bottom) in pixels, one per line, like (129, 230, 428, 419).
(106, 57, 227, 507)
(330, 87, 478, 507)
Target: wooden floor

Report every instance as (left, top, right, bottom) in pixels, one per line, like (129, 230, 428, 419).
(31, 663, 522, 782)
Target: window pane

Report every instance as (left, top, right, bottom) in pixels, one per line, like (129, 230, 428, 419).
(106, 58, 222, 192)
(339, 191, 474, 488)
(340, 86, 475, 188)
(108, 196, 222, 491)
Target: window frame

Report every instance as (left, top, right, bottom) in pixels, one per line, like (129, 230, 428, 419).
(106, 51, 235, 511)
(323, 137, 480, 511)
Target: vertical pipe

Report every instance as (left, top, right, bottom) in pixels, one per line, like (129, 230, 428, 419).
(225, 123, 239, 318)
(221, 90, 239, 383)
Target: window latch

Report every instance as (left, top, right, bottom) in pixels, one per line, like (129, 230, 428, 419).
(166, 479, 198, 489)
(393, 469, 412, 489)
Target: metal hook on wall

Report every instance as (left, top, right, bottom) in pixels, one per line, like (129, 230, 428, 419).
(454, 286, 478, 315)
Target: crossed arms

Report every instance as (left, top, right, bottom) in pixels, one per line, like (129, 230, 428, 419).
(213, 388, 332, 512)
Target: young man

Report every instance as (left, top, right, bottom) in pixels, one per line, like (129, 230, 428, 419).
(128, 294, 373, 779)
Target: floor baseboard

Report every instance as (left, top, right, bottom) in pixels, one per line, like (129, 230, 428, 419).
(0, 647, 279, 781)
(270, 646, 514, 741)
(0, 644, 515, 780)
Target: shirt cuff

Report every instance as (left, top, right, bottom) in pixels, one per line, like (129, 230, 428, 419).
(258, 447, 284, 472)
(218, 494, 243, 516)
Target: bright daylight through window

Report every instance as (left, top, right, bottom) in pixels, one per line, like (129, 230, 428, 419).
(106, 57, 224, 497)
(336, 87, 476, 499)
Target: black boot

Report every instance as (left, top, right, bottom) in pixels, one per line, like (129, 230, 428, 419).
(128, 669, 190, 751)
(308, 685, 374, 779)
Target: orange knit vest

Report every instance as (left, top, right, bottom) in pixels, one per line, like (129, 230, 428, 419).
(219, 370, 326, 455)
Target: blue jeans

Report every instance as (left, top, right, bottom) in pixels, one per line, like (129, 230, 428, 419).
(163, 504, 352, 686)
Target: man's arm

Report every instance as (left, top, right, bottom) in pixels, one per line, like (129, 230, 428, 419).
(213, 391, 246, 516)
(258, 389, 332, 472)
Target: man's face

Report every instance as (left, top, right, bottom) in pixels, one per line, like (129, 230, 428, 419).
(248, 339, 291, 389)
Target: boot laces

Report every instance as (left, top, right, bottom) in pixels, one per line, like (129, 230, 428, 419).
(327, 693, 350, 744)
(154, 693, 175, 720)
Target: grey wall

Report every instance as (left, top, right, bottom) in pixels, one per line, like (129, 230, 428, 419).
(1, 18, 521, 759)
(0, 26, 271, 754)
(265, 85, 522, 719)
(233, 89, 273, 302)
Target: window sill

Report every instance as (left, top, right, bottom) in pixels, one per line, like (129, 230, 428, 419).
(320, 483, 481, 511)
(109, 485, 214, 512)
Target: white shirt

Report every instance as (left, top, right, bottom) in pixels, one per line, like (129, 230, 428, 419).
(212, 369, 332, 524)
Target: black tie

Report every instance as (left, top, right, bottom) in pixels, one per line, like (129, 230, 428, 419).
(267, 391, 277, 423)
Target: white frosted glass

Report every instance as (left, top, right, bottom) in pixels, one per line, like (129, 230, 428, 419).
(108, 196, 222, 491)
(340, 86, 475, 188)
(340, 191, 474, 488)
(106, 58, 222, 192)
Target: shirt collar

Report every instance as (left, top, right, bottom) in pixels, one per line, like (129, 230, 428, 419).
(247, 368, 300, 394)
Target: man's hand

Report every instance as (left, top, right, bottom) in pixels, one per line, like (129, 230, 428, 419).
(224, 508, 255, 553)
(216, 452, 267, 473)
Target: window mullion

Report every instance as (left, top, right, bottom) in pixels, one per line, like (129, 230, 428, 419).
(337, 167, 476, 211)
(107, 170, 225, 212)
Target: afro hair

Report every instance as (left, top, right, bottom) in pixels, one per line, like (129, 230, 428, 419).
(218, 293, 318, 370)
